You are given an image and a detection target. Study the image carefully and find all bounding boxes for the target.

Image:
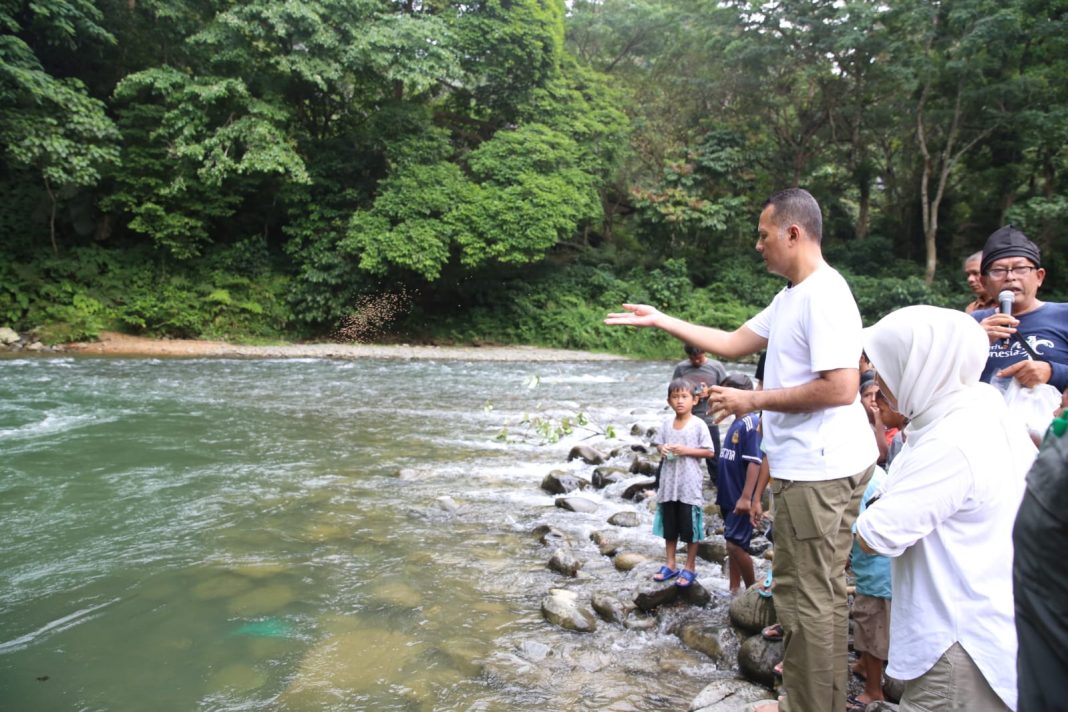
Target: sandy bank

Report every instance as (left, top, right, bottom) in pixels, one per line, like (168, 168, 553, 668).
(60, 331, 632, 362)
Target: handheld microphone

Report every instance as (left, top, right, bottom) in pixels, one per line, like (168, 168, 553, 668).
(998, 289, 1014, 315)
(998, 289, 1014, 346)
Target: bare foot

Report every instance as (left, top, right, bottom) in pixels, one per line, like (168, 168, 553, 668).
(753, 700, 780, 712)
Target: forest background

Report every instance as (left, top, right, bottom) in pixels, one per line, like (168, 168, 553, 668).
(2, 0, 1066, 358)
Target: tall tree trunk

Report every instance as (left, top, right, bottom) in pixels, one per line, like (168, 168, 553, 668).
(44, 175, 58, 257)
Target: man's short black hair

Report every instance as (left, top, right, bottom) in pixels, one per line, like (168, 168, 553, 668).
(764, 188, 823, 242)
(683, 343, 702, 356)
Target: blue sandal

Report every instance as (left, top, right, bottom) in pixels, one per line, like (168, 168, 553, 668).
(652, 565, 679, 582)
(676, 569, 697, 588)
(758, 569, 774, 598)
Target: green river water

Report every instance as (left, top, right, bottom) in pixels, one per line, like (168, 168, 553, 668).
(0, 355, 745, 711)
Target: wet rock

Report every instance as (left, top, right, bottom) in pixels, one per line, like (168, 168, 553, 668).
(867, 701, 901, 712)
(592, 466, 628, 489)
(591, 591, 629, 625)
(622, 478, 656, 501)
(673, 619, 727, 663)
(678, 578, 712, 607)
(691, 678, 775, 712)
(624, 614, 658, 631)
(532, 524, 571, 547)
(630, 423, 644, 436)
(630, 443, 649, 453)
(634, 582, 679, 611)
(567, 444, 606, 465)
(0, 327, 18, 345)
(748, 536, 771, 556)
(555, 496, 600, 514)
(612, 552, 650, 571)
(697, 538, 728, 565)
(607, 511, 640, 528)
(737, 633, 783, 688)
(590, 529, 622, 556)
(541, 470, 590, 495)
(435, 496, 460, 513)
(728, 586, 777, 635)
(629, 457, 659, 476)
(540, 589, 596, 633)
(548, 548, 582, 577)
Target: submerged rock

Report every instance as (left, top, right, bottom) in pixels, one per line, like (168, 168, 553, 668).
(607, 510, 640, 528)
(541, 470, 590, 495)
(541, 589, 596, 633)
(673, 619, 727, 663)
(548, 548, 582, 577)
(590, 529, 623, 556)
(590, 591, 630, 625)
(532, 524, 572, 547)
(555, 496, 600, 514)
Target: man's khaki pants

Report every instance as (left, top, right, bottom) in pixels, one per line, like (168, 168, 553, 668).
(771, 464, 874, 712)
(900, 642, 1010, 711)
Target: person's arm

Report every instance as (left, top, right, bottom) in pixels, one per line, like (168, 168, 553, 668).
(733, 460, 762, 516)
(706, 368, 859, 422)
(998, 358, 1062, 389)
(604, 304, 767, 360)
(748, 457, 771, 527)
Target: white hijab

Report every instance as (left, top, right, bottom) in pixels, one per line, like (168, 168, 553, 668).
(863, 305, 997, 425)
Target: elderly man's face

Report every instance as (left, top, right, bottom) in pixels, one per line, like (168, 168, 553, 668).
(982, 257, 1045, 313)
(688, 352, 706, 367)
(964, 258, 985, 297)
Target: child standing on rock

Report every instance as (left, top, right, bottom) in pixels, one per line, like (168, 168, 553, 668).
(652, 378, 715, 588)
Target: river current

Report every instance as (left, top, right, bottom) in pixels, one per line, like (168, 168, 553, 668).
(0, 355, 750, 711)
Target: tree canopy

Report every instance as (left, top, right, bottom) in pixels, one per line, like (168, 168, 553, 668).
(1, 0, 1065, 350)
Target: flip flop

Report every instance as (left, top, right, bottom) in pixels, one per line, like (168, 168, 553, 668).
(762, 623, 783, 641)
(676, 569, 698, 588)
(652, 565, 679, 582)
(758, 568, 774, 598)
(846, 695, 869, 712)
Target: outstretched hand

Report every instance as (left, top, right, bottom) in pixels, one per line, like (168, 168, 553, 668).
(998, 359, 1053, 388)
(604, 303, 662, 328)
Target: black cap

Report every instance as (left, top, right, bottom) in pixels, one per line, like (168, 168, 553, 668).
(721, 373, 754, 391)
(980, 225, 1041, 275)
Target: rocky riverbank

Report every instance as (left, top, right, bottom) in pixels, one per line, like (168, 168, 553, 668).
(0, 329, 632, 362)
(532, 442, 903, 712)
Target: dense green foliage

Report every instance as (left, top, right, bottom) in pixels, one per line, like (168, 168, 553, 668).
(1, 0, 1065, 355)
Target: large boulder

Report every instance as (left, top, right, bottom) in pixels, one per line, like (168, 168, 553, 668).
(634, 582, 679, 611)
(567, 445, 605, 465)
(629, 457, 658, 476)
(541, 589, 596, 633)
(728, 586, 777, 635)
(737, 633, 783, 688)
(0, 327, 19, 345)
(541, 470, 589, 495)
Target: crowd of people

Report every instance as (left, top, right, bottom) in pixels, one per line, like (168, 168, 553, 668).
(606, 188, 1068, 712)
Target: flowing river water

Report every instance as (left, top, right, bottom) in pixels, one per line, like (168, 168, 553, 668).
(0, 355, 755, 711)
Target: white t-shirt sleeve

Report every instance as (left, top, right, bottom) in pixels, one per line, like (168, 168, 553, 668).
(746, 301, 774, 340)
(807, 274, 864, 373)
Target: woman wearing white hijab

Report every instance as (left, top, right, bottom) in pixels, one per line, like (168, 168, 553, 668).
(856, 306, 1035, 711)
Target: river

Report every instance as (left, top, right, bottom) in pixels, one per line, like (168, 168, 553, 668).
(0, 355, 752, 711)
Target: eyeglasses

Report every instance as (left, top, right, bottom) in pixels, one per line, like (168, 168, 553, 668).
(986, 265, 1038, 278)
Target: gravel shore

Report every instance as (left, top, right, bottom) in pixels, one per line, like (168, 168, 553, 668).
(60, 331, 632, 362)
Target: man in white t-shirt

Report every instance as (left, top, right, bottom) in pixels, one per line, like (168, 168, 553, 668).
(606, 188, 877, 712)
